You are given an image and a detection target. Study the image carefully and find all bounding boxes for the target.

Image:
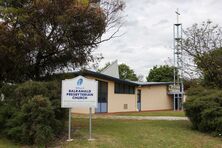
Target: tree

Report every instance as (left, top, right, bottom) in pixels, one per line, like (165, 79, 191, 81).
(0, 81, 67, 146)
(183, 21, 222, 87)
(98, 62, 138, 81)
(146, 65, 174, 82)
(182, 21, 222, 137)
(196, 48, 222, 88)
(0, 0, 124, 83)
(183, 78, 200, 91)
(182, 20, 222, 78)
(183, 20, 222, 59)
(184, 86, 222, 136)
(119, 64, 138, 81)
(137, 74, 144, 82)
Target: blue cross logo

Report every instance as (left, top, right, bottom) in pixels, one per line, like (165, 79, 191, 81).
(77, 78, 83, 86)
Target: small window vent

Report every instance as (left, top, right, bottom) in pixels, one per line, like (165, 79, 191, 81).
(124, 104, 128, 109)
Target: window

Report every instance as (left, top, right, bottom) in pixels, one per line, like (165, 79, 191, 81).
(114, 82, 135, 94)
(97, 80, 108, 103)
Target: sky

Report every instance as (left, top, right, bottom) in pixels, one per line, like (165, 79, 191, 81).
(94, 0, 222, 78)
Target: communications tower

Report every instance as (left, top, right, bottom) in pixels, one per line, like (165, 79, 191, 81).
(173, 9, 184, 110)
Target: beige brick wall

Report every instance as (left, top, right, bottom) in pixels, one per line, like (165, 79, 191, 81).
(71, 76, 172, 114)
(72, 107, 95, 114)
(107, 81, 137, 113)
(72, 77, 137, 114)
(140, 85, 173, 111)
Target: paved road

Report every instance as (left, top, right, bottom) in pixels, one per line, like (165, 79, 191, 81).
(75, 115, 188, 121)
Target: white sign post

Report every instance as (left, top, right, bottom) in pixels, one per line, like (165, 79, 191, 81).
(61, 76, 98, 141)
(89, 107, 93, 141)
(67, 108, 72, 141)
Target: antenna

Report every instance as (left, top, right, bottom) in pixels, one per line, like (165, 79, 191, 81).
(173, 8, 184, 111)
(175, 8, 180, 24)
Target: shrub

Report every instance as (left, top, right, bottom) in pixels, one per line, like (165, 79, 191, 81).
(0, 81, 67, 146)
(21, 95, 55, 145)
(184, 86, 222, 136)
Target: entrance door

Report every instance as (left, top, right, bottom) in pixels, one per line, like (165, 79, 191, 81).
(173, 94, 183, 110)
(95, 81, 108, 113)
(137, 89, 141, 111)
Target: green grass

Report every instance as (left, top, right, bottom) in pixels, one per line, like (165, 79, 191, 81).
(1, 118, 221, 148)
(0, 137, 21, 148)
(112, 111, 186, 117)
(61, 118, 222, 148)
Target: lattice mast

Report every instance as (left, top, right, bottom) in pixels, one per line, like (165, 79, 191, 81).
(173, 9, 184, 110)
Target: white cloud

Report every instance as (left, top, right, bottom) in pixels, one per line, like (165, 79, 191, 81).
(94, 0, 222, 77)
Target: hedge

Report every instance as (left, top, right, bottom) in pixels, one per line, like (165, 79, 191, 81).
(184, 86, 222, 136)
(0, 81, 67, 146)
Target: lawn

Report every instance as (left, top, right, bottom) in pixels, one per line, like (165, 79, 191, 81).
(112, 111, 186, 117)
(61, 118, 221, 148)
(0, 138, 21, 148)
(1, 118, 221, 148)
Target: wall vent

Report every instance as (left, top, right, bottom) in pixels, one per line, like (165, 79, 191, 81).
(124, 104, 128, 110)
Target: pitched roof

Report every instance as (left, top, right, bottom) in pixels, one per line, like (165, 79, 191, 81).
(100, 60, 119, 78)
(73, 69, 136, 86)
(129, 81, 174, 86)
(72, 69, 173, 86)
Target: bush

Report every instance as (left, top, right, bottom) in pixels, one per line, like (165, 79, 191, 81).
(184, 86, 222, 136)
(0, 81, 67, 146)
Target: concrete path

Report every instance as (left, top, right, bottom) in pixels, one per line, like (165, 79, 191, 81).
(75, 115, 188, 121)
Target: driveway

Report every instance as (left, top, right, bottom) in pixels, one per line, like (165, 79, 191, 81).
(75, 114, 188, 121)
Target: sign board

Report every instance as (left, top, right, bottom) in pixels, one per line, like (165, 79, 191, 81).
(168, 84, 181, 93)
(61, 76, 98, 108)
